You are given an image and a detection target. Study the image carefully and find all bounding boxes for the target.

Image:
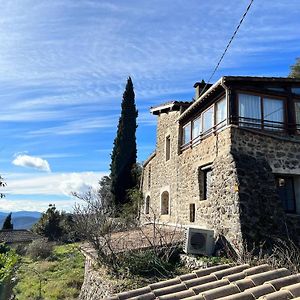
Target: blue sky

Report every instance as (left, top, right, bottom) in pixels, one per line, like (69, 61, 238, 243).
(0, 0, 299, 212)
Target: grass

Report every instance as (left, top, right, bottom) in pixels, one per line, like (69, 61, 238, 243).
(13, 243, 84, 300)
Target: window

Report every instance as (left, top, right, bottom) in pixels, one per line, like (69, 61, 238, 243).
(263, 97, 284, 130)
(166, 136, 171, 161)
(181, 96, 227, 149)
(161, 191, 169, 215)
(239, 93, 261, 128)
(238, 93, 284, 130)
(148, 165, 151, 189)
(199, 165, 212, 200)
(276, 176, 296, 214)
(182, 123, 191, 145)
(295, 102, 300, 129)
(192, 116, 202, 140)
(216, 97, 227, 128)
(145, 196, 150, 214)
(202, 106, 214, 133)
(189, 203, 195, 222)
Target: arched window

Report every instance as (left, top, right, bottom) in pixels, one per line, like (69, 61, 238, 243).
(145, 196, 150, 214)
(161, 191, 169, 215)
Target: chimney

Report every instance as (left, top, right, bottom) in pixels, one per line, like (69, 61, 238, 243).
(193, 80, 212, 100)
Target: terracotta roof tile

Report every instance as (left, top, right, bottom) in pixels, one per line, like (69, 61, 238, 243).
(149, 278, 181, 290)
(258, 290, 294, 300)
(245, 283, 276, 298)
(217, 291, 255, 300)
(118, 287, 152, 299)
(157, 289, 195, 300)
(266, 275, 300, 291)
(129, 293, 156, 300)
(243, 265, 272, 276)
(234, 278, 256, 292)
(282, 283, 300, 297)
(191, 279, 230, 294)
(179, 273, 197, 281)
(201, 283, 240, 299)
(213, 265, 250, 280)
(184, 274, 218, 289)
(193, 264, 231, 277)
(107, 264, 300, 300)
(152, 283, 187, 297)
(246, 268, 291, 286)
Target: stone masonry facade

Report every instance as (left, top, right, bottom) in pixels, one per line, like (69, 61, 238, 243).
(141, 77, 300, 251)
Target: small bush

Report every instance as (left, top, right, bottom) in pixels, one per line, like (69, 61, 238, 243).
(119, 249, 180, 278)
(26, 239, 54, 260)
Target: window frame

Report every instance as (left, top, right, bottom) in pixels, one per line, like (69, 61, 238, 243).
(275, 175, 297, 214)
(182, 122, 192, 147)
(165, 135, 171, 161)
(237, 91, 286, 132)
(181, 95, 228, 150)
(189, 203, 195, 222)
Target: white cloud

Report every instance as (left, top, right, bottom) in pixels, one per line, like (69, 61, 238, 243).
(3, 171, 106, 196)
(0, 198, 80, 213)
(12, 154, 51, 172)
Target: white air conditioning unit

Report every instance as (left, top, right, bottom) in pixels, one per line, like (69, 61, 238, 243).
(184, 227, 215, 255)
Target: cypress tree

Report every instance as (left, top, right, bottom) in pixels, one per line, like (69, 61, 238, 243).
(2, 212, 13, 230)
(110, 77, 138, 208)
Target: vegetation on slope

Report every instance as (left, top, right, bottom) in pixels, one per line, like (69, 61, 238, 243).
(13, 243, 84, 300)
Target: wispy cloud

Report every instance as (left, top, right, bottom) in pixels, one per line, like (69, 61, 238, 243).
(3, 171, 106, 196)
(12, 154, 51, 172)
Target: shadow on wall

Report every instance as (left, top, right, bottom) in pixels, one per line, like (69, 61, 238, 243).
(232, 152, 294, 247)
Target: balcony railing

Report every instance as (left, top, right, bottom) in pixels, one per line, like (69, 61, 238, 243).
(180, 119, 227, 151)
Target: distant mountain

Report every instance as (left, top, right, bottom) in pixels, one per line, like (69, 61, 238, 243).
(0, 211, 42, 230)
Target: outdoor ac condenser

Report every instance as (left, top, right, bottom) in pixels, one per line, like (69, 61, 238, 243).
(184, 227, 215, 256)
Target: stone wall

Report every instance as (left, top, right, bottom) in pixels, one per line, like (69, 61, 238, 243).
(231, 127, 300, 245)
(79, 256, 115, 300)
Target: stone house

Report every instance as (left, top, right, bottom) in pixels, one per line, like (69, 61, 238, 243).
(141, 76, 300, 250)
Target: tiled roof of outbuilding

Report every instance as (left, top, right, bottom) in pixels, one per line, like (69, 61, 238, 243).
(106, 264, 300, 300)
(0, 229, 42, 243)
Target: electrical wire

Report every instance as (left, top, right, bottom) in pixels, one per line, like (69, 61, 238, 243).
(200, 0, 254, 96)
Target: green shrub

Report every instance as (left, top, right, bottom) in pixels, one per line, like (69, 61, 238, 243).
(119, 249, 180, 278)
(0, 248, 19, 283)
(26, 239, 54, 260)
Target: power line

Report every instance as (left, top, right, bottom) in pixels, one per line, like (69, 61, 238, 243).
(200, 0, 254, 96)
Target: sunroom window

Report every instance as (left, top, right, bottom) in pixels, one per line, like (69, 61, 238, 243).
(216, 97, 227, 128)
(182, 123, 191, 145)
(203, 106, 214, 133)
(238, 94, 261, 128)
(263, 97, 284, 130)
(192, 116, 201, 141)
(238, 93, 284, 131)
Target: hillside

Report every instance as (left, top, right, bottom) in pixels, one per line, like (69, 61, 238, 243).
(0, 211, 41, 230)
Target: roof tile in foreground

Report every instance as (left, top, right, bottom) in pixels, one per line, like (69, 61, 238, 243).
(106, 264, 300, 300)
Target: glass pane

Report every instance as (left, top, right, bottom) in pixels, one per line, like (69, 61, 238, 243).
(263, 98, 284, 130)
(216, 97, 227, 128)
(238, 93, 261, 128)
(183, 123, 191, 145)
(295, 102, 300, 129)
(292, 87, 300, 95)
(203, 106, 214, 133)
(192, 116, 201, 139)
